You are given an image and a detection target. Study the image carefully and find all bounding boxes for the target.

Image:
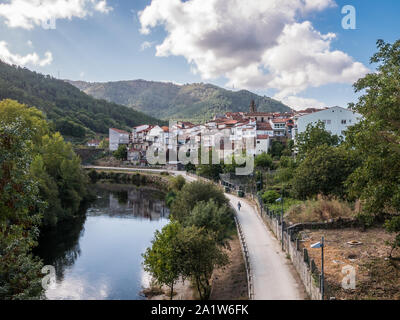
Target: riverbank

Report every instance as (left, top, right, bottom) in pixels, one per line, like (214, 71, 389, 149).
(142, 235, 248, 300)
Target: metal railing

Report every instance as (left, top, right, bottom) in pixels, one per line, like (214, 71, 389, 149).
(234, 216, 254, 300)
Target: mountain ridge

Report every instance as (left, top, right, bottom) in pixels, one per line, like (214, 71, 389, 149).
(67, 79, 291, 121)
(0, 61, 164, 141)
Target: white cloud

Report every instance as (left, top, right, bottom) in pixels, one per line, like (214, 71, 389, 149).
(276, 95, 328, 111)
(94, 0, 113, 14)
(139, 0, 368, 107)
(0, 41, 53, 67)
(140, 41, 155, 51)
(0, 0, 113, 29)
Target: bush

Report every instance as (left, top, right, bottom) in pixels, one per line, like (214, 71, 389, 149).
(165, 191, 177, 208)
(262, 190, 280, 204)
(184, 200, 235, 245)
(171, 181, 228, 223)
(286, 197, 355, 223)
(169, 175, 186, 192)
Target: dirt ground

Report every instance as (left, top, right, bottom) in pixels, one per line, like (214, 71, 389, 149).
(144, 235, 248, 300)
(299, 228, 400, 300)
(210, 235, 249, 300)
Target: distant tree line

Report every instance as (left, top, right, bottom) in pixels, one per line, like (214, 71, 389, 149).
(0, 61, 165, 140)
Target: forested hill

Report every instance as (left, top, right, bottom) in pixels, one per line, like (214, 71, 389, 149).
(68, 80, 291, 121)
(0, 61, 164, 140)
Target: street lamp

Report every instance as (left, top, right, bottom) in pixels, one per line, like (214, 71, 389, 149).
(311, 236, 325, 300)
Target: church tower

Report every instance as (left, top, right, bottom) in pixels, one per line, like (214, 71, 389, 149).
(249, 100, 257, 113)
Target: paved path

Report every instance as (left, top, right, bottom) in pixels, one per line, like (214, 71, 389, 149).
(86, 166, 305, 299)
(176, 172, 305, 300)
(225, 194, 304, 300)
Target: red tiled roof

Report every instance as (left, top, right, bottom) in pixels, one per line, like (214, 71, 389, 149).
(272, 118, 289, 123)
(161, 126, 169, 132)
(110, 128, 129, 134)
(246, 112, 274, 116)
(257, 135, 270, 140)
(256, 122, 273, 130)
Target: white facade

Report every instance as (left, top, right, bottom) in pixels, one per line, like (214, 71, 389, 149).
(109, 128, 130, 151)
(256, 136, 270, 155)
(293, 106, 362, 141)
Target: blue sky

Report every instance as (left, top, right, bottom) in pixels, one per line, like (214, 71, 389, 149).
(0, 0, 399, 110)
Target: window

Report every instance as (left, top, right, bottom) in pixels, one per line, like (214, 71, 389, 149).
(327, 120, 331, 125)
(341, 120, 347, 124)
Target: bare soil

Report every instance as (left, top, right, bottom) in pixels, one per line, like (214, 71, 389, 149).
(210, 235, 249, 300)
(299, 228, 400, 300)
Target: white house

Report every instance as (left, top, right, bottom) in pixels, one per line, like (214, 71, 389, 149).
(109, 128, 130, 151)
(293, 106, 362, 141)
(256, 135, 271, 155)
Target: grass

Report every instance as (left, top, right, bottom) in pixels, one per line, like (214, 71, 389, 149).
(285, 197, 355, 224)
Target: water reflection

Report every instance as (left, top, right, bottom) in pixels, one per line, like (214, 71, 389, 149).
(36, 184, 169, 300)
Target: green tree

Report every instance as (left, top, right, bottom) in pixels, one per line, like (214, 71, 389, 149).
(0, 100, 89, 227)
(296, 121, 341, 159)
(114, 144, 127, 161)
(170, 181, 229, 223)
(346, 40, 400, 255)
(292, 145, 360, 200)
(262, 190, 280, 204)
(184, 200, 235, 245)
(98, 138, 109, 149)
(176, 226, 229, 300)
(270, 140, 285, 159)
(169, 175, 186, 192)
(143, 222, 183, 300)
(254, 152, 273, 170)
(0, 120, 44, 300)
(275, 156, 297, 185)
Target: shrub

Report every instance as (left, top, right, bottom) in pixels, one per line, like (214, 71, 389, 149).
(169, 175, 186, 192)
(262, 190, 280, 204)
(286, 197, 355, 223)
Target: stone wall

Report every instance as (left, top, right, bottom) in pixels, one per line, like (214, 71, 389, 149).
(74, 148, 105, 164)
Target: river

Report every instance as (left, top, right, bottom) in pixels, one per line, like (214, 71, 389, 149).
(35, 183, 170, 300)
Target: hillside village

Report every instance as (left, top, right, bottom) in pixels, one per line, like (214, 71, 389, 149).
(107, 101, 362, 166)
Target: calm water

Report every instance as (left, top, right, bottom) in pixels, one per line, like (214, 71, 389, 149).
(36, 184, 169, 300)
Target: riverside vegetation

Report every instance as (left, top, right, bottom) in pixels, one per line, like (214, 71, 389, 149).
(0, 99, 91, 299)
(143, 177, 236, 300)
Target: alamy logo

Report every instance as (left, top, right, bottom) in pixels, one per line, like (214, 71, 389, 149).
(341, 265, 356, 290)
(342, 5, 356, 30)
(41, 265, 56, 290)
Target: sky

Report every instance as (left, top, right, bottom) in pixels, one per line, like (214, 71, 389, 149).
(0, 0, 399, 111)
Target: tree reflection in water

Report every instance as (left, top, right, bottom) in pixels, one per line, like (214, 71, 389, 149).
(35, 184, 169, 284)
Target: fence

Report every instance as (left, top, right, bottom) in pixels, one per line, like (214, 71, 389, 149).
(234, 216, 254, 300)
(254, 195, 324, 300)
